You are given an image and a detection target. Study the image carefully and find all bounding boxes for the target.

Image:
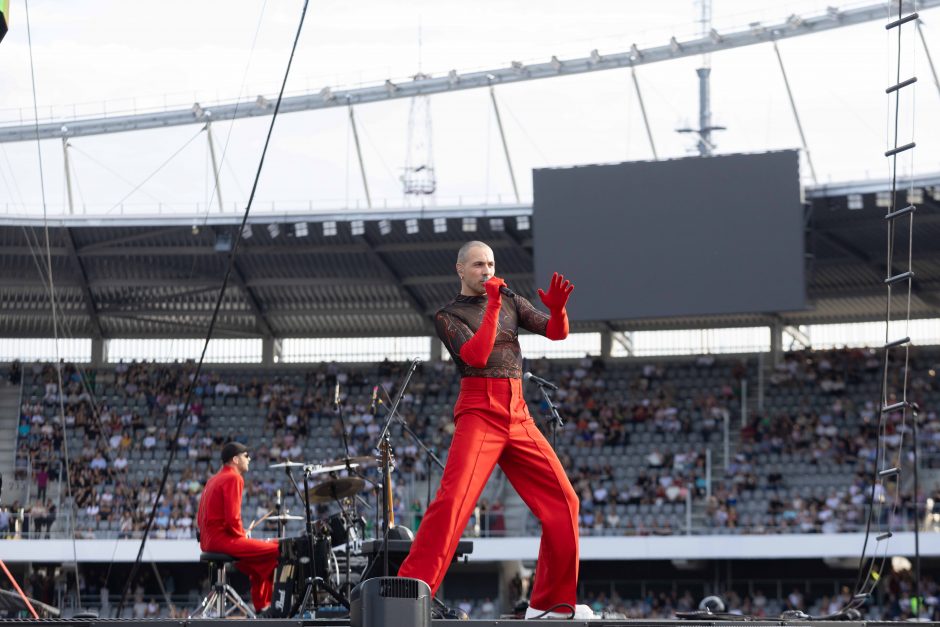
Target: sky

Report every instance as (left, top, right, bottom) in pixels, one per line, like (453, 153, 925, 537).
(0, 0, 937, 216)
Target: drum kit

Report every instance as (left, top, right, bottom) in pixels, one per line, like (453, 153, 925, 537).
(261, 360, 442, 619)
(264, 454, 377, 618)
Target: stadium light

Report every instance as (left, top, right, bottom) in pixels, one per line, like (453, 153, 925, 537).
(876, 191, 892, 208)
(379, 219, 392, 235)
(489, 218, 505, 231)
(351, 220, 365, 236)
(462, 217, 477, 232)
(433, 217, 447, 233)
(907, 188, 924, 204)
(294, 222, 308, 237)
(267, 223, 280, 239)
(323, 221, 337, 237)
(516, 215, 530, 230)
(406, 218, 420, 234)
(847, 194, 864, 210)
(242, 224, 253, 239)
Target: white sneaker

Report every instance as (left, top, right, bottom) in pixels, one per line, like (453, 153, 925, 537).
(525, 604, 598, 620)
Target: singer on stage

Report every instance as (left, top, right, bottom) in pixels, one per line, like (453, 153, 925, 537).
(196, 442, 279, 613)
(397, 240, 593, 620)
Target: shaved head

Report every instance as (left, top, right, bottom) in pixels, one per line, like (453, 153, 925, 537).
(456, 241, 495, 296)
(457, 240, 491, 264)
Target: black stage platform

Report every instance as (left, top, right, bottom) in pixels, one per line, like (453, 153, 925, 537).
(0, 619, 935, 627)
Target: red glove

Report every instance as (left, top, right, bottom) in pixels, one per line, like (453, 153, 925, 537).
(459, 276, 506, 368)
(538, 272, 573, 340)
(483, 276, 506, 305)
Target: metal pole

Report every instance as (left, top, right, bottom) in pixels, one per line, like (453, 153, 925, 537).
(489, 86, 520, 203)
(696, 67, 713, 156)
(62, 138, 75, 215)
(630, 66, 658, 159)
(723, 412, 730, 471)
(705, 448, 712, 498)
(347, 104, 373, 209)
(916, 20, 940, 101)
(205, 122, 225, 213)
(913, 409, 922, 619)
(758, 353, 765, 412)
(741, 379, 748, 428)
(772, 40, 818, 184)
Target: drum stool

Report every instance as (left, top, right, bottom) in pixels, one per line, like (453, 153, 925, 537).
(190, 552, 256, 619)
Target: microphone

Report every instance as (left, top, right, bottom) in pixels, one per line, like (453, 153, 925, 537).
(523, 371, 558, 391)
(484, 277, 515, 299)
(371, 386, 379, 416)
(334, 382, 341, 407)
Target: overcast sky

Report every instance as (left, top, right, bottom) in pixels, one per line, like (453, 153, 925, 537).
(0, 0, 936, 216)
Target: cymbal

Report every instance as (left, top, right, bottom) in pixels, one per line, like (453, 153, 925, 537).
(268, 514, 304, 521)
(306, 463, 357, 475)
(319, 455, 379, 469)
(269, 460, 306, 469)
(306, 477, 367, 503)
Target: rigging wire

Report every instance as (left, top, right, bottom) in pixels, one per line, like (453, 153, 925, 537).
(24, 0, 83, 608)
(115, 0, 312, 614)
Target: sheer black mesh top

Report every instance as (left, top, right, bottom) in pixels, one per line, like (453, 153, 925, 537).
(435, 293, 550, 379)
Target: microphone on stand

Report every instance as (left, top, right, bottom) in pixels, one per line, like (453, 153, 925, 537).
(484, 277, 515, 299)
(523, 371, 558, 391)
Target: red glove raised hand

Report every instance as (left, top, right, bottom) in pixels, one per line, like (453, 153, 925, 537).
(537, 272, 574, 313)
(483, 276, 507, 306)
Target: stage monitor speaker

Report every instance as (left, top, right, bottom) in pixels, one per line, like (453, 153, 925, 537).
(350, 577, 430, 627)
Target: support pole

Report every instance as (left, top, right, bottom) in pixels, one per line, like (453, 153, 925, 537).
(348, 104, 373, 209)
(489, 86, 520, 203)
(916, 20, 940, 101)
(205, 121, 225, 213)
(630, 66, 659, 159)
(62, 138, 75, 215)
(696, 67, 714, 156)
(772, 40, 818, 184)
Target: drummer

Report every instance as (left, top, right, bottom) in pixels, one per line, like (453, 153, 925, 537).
(197, 442, 279, 614)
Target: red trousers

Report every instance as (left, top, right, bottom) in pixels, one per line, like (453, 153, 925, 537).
(398, 377, 580, 609)
(202, 534, 279, 612)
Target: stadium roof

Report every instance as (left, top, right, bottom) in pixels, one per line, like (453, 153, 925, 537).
(1, 173, 939, 339)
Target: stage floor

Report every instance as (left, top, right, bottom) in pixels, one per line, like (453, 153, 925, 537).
(0, 620, 936, 626)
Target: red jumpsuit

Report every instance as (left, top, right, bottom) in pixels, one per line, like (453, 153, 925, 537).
(398, 290, 580, 610)
(197, 465, 279, 612)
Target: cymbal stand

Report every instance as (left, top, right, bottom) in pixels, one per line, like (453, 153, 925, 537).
(295, 467, 351, 613)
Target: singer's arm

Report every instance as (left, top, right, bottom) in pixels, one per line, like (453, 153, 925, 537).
(436, 304, 502, 370)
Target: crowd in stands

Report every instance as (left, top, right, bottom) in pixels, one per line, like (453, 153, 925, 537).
(6, 347, 940, 620)
(9, 346, 940, 539)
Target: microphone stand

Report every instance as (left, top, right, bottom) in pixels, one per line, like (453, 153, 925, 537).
(374, 358, 422, 577)
(532, 382, 564, 451)
(376, 381, 446, 520)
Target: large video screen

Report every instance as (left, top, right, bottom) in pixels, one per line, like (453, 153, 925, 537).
(533, 150, 805, 321)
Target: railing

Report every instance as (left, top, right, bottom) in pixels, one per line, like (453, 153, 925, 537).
(0, 196, 529, 218)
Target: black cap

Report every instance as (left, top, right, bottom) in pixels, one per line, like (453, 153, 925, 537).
(221, 441, 248, 464)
